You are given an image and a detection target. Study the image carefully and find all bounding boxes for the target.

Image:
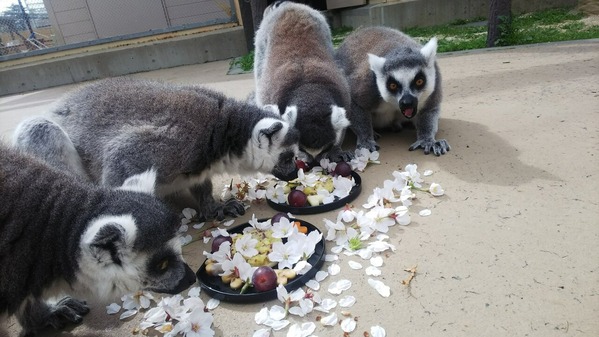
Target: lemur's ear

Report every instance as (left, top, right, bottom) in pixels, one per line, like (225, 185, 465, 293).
(368, 53, 386, 73)
(87, 222, 127, 265)
(263, 104, 281, 115)
(420, 37, 438, 66)
(118, 169, 157, 195)
(281, 105, 298, 127)
(259, 121, 284, 140)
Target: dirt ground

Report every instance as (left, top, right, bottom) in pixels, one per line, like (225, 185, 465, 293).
(0, 39, 598, 336)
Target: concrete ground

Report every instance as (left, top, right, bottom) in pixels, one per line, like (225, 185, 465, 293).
(1, 39, 598, 337)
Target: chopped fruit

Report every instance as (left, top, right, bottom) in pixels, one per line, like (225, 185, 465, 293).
(211, 235, 232, 253)
(334, 161, 352, 177)
(293, 221, 309, 233)
(252, 266, 278, 292)
(288, 190, 307, 207)
(307, 194, 324, 207)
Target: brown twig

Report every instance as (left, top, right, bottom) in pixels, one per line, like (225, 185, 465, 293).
(401, 266, 417, 286)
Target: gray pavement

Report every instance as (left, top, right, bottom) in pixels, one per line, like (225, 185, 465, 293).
(1, 39, 598, 337)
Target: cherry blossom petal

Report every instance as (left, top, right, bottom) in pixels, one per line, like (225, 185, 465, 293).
(315, 270, 329, 281)
(293, 260, 312, 275)
(222, 219, 235, 227)
(287, 322, 316, 337)
(305, 279, 320, 290)
(182, 208, 197, 219)
(255, 308, 269, 325)
(368, 278, 391, 297)
(338, 295, 356, 307)
(365, 266, 382, 276)
(423, 170, 434, 176)
(187, 286, 201, 297)
(341, 317, 357, 332)
(253, 328, 272, 337)
(371, 325, 386, 337)
(330, 245, 344, 254)
(325, 254, 338, 262)
(368, 241, 396, 252)
(328, 263, 341, 275)
(106, 303, 121, 315)
(192, 222, 206, 230)
(370, 256, 384, 267)
(206, 298, 220, 310)
(328, 279, 352, 295)
(320, 312, 338, 326)
(314, 298, 337, 313)
(269, 305, 287, 321)
(119, 309, 137, 320)
(357, 249, 373, 259)
(348, 260, 363, 269)
(429, 182, 445, 196)
(268, 319, 290, 331)
(419, 209, 432, 217)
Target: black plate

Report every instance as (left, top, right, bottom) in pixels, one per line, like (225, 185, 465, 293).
(196, 219, 325, 303)
(266, 171, 362, 215)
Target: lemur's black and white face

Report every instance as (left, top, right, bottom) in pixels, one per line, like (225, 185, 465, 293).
(76, 170, 196, 299)
(369, 37, 438, 120)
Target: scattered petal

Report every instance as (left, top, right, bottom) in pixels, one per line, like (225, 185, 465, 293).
(423, 170, 434, 176)
(419, 209, 432, 217)
(315, 270, 329, 282)
(370, 256, 384, 267)
(119, 309, 137, 320)
(328, 279, 352, 295)
(341, 317, 357, 332)
(222, 219, 235, 227)
(320, 312, 338, 326)
(338, 295, 356, 307)
(371, 325, 386, 337)
(253, 328, 272, 337)
(429, 182, 445, 196)
(305, 279, 320, 290)
(255, 308, 269, 325)
(192, 222, 206, 230)
(330, 245, 344, 254)
(269, 319, 290, 331)
(368, 278, 391, 297)
(287, 322, 316, 337)
(187, 286, 201, 297)
(269, 305, 287, 321)
(314, 298, 337, 313)
(182, 208, 197, 219)
(324, 254, 338, 262)
(348, 260, 363, 270)
(106, 303, 121, 315)
(328, 263, 341, 275)
(206, 298, 220, 310)
(365, 266, 382, 276)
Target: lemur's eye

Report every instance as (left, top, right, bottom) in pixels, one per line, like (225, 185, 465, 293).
(415, 78, 425, 87)
(158, 259, 169, 271)
(388, 82, 398, 91)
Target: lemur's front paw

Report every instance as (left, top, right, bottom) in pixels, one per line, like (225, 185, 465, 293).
(199, 198, 246, 221)
(357, 139, 380, 152)
(409, 139, 451, 156)
(324, 149, 355, 163)
(21, 297, 90, 336)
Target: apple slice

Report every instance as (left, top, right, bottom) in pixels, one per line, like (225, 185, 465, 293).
(307, 194, 324, 206)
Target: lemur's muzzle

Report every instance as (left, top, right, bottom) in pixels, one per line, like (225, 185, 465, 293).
(153, 263, 197, 295)
(399, 95, 418, 119)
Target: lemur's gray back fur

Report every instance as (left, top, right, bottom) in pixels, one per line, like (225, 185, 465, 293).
(254, 1, 352, 163)
(15, 77, 301, 221)
(0, 144, 196, 336)
(335, 26, 450, 156)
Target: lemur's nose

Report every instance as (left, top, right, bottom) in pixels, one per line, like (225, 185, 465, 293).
(399, 95, 416, 107)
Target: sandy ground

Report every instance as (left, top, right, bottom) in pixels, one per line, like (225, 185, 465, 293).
(1, 39, 598, 337)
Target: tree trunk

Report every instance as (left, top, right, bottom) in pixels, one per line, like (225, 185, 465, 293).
(486, 0, 512, 47)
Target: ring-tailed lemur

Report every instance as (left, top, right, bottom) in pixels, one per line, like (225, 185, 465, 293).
(335, 26, 451, 156)
(13, 77, 301, 221)
(0, 144, 196, 337)
(254, 1, 352, 164)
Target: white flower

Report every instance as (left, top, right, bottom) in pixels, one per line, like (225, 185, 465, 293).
(295, 168, 319, 187)
(286, 322, 316, 337)
(266, 183, 287, 204)
(235, 233, 259, 258)
(122, 290, 154, 311)
(328, 279, 352, 295)
(313, 298, 337, 313)
(429, 182, 445, 196)
(392, 205, 411, 225)
(293, 260, 312, 275)
(271, 217, 297, 239)
(337, 204, 357, 222)
(341, 317, 357, 332)
(288, 298, 314, 317)
(288, 230, 322, 259)
(220, 253, 255, 280)
(320, 312, 338, 326)
(167, 306, 214, 337)
(365, 206, 396, 233)
(182, 208, 197, 220)
(402, 163, 423, 188)
(268, 241, 302, 269)
(331, 175, 354, 199)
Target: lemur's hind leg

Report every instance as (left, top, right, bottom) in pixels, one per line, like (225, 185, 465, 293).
(18, 296, 90, 337)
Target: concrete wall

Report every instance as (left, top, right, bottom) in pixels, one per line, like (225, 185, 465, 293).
(0, 27, 247, 97)
(335, 0, 579, 29)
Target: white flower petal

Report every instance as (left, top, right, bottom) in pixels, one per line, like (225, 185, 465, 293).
(368, 278, 391, 297)
(253, 328, 272, 337)
(419, 209, 432, 217)
(315, 270, 329, 282)
(182, 208, 197, 219)
(192, 222, 206, 230)
(330, 245, 343, 254)
(293, 260, 312, 275)
(119, 309, 138, 320)
(370, 256, 384, 267)
(371, 325, 386, 337)
(328, 279, 352, 295)
(324, 254, 338, 262)
(106, 303, 121, 315)
(187, 286, 201, 297)
(287, 322, 316, 337)
(206, 298, 220, 310)
(348, 260, 363, 270)
(423, 170, 434, 176)
(338, 295, 356, 307)
(313, 298, 337, 313)
(328, 263, 341, 275)
(320, 312, 338, 326)
(341, 317, 357, 332)
(268, 319, 290, 331)
(358, 248, 373, 260)
(305, 279, 320, 290)
(269, 305, 287, 321)
(255, 308, 269, 325)
(222, 219, 235, 227)
(365, 266, 382, 276)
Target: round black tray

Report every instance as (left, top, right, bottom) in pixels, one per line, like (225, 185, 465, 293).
(266, 171, 362, 215)
(196, 219, 325, 303)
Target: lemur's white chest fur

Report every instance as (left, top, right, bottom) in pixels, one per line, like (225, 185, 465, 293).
(372, 101, 404, 128)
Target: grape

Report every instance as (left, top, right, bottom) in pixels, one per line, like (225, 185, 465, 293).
(211, 235, 232, 253)
(334, 161, 352, 177)
(288, 190, 307, 207)
(271, 212, 290, 224)
(295, 160, 309, 170)
(252, 266, 278, 292)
